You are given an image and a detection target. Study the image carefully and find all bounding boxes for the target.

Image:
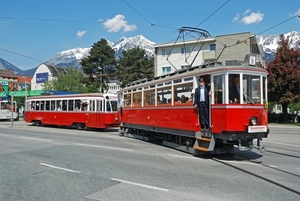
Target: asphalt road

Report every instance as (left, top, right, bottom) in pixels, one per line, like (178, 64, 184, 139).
(0, 121, 299, 201)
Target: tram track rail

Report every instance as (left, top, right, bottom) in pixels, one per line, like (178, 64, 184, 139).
(211, 154, 300, 196)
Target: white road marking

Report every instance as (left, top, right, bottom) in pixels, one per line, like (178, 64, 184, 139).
(76, 143, 133, 152)
(111, 178, 169, 192)
(40, 163, 81, 173)
(19, 136, 52, 141)
(266, 141, 300, 147)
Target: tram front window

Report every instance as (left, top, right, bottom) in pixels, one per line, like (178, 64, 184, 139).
(228, 74, 264, 104)
(243, 75, 262, 104)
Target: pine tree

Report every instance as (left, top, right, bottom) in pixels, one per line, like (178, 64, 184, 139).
(80, 38, 116, 93)
(116, 47, 154, 87)
(267, 34, 300, 123)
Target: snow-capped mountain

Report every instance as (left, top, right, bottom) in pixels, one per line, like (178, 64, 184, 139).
(256, 31, 300, 60)
(46, 47, 90, 68)
(46, 35, 155, 68)
(112, 35, 155, 58)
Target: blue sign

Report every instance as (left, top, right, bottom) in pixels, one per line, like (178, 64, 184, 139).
(0, 80, 8, 85)
(36, 72, 49, 83)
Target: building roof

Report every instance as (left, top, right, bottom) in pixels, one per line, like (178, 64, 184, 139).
(37, 63, 68, 77)
(0, 69, 17, 78)
(17, 76, 32, 84)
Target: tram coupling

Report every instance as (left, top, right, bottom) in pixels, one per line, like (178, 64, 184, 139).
(238, 137, 266, 154)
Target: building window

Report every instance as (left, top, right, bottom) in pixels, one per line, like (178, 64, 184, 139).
(162, 67, 171, 74)
(210, 44, 216, 51)
(181, 47, 190, 54)
(162, 49, 171, 56)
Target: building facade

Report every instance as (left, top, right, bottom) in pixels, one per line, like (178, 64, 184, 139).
(154, 32, 265, 77)
(31, 63, 68, 90)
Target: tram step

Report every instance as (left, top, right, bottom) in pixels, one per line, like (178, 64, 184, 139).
(196, 137, 211, 142)
(193, 146, 209, 152)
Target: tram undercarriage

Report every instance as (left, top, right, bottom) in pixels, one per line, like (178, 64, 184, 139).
(119, 123, 268, 155)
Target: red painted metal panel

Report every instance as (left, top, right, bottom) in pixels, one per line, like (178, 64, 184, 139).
(121, 106, 200, 132)
(25, 111, 119, 129)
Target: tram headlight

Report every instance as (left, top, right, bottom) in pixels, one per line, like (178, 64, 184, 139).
(249, 116, 258, 126)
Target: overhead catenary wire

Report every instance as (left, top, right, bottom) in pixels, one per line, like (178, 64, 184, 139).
(196, 0, 231, 28)
(0, 47, 45, 63)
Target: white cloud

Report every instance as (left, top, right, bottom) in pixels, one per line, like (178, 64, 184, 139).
(232, 13, 239, 22)
(103, 14, 137, 33)
(241, 12, 264, 24)
(243, 9, 251, 15)
(77, 30, 87, 38)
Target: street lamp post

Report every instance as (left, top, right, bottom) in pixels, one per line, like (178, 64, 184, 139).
(98, 58, 103, 93)
(11, 92, 14, 126)
(25, 77, 27, 100)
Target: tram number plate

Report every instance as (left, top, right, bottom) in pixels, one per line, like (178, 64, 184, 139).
(248, 125, 267, 133)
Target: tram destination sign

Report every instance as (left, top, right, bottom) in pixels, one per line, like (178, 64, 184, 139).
(248, 125, 267, 133)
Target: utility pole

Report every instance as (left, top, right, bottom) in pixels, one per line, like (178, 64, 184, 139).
(11, 92, 14, 126)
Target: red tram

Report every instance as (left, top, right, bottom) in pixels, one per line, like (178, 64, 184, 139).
(118, 55, 269, 155)
(25, 93, 119, 129)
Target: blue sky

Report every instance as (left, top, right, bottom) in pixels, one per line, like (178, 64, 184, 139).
(0, 0, 299, 70)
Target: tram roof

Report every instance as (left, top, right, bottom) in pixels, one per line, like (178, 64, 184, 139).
(26, 93, 116, 100)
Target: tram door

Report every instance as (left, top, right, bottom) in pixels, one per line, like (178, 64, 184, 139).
(95, 99, 103, 127)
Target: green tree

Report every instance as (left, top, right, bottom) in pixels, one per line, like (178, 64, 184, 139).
(80, 38, 116, 93)
(42, 67, 87, 93)
(116, 46, 154, 87)
(267, 34, 300, 122)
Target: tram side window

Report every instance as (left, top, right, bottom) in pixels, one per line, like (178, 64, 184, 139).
(157, 87, 171, 105)
(133, 92, 142, 107)
(30, 101, 35, 110)
(56, 101, 62, 111)
(262, 77, 266, 104)
(74, 100, 81, 111)
(144, 90, 155, 106)
(111, 100, 117, 111)
(50, 101, 56, 111)
(45, 101, 50, 110)
(62, 100, 67, 111)
(40, 101, 45, 110)
(124, 94, 131, 107)
(174, 83, 193, 105)
(68, 100, 74, 111)
(213, 75, 224, 104)
(36, 101, 40, 110)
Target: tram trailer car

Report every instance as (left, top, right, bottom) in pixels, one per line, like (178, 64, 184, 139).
(25, 93, 119, 130)
(118, 58, 269, 155)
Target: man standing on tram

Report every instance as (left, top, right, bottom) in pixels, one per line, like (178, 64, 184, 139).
(194, 78, 211, 131)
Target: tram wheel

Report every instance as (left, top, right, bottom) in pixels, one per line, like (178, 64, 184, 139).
(77, 123, 86, 130)
(34, 120, 42, 126)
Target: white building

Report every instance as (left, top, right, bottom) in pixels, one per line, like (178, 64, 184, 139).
(31, 63, 68, 90)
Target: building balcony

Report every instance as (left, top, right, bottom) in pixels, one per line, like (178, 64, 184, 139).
(202, 51, 216, 60)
